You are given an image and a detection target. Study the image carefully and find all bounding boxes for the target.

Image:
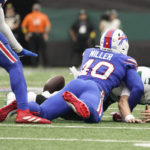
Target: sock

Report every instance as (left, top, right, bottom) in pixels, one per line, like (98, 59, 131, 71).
(8, 61, 28, 110)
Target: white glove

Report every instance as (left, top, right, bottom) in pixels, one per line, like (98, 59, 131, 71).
(69, 66, 80, 79)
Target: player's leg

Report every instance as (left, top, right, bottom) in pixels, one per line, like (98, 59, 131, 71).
(0, 33, 50, 123)
(38, 34, 47, 67)
(8, 59, 28, 110)
(28, 90, 72, 121)
(28, 79, 88, 121)
(63, 79, 104, 123)
(79, 89, 104, 123)
(28, 35, 38, 67)
(27, 79, 104, 122)
(0, 35, 28, 110)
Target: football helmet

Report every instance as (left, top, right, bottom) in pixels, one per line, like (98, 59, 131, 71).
(100, 29, 129, 55)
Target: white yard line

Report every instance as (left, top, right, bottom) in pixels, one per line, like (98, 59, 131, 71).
(134, 143, 150, 147)
(0, 87, 42, 93)
(0, 137, 149, 143)
(0, 124, 150, 130)
(108, 108, 143, 111)
(102, 116, 111, 118)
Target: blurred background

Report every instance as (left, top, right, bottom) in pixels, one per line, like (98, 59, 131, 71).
(4, 0, 150, 67)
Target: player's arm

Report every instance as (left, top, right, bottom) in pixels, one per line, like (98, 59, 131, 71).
(0, 6, 37, 57)
(43, 15, 51, 41)
(69, 22, 77, 42)
(118, 87, 143, 123)
(118, 87, 131, 121)
(70, 29, 77, 42)
(124, 68, 144, 112)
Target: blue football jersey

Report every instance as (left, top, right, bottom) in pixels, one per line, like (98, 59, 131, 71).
(78, 48, 137, 98)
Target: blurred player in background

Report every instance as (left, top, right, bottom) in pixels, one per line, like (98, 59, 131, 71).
(4, 29, 144, 123)
(70, 9, 96, 65)
(22, 3, 51, 67)
(0, 0, 50, 124)
(5, 3, 20, 41)
(99, 9, 121, 35)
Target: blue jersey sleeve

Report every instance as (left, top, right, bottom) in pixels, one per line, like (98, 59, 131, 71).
(123, 57, 137, 70)
(124, 68, 144, 111)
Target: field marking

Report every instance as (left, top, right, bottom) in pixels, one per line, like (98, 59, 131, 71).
(1, 124, 150, 130)
(109, 108, 143, 111)
(0, 137, 150, 143)
(134, 143, 150, 147)
(102, 115, 111, 118)
(0, 87, 42, 93)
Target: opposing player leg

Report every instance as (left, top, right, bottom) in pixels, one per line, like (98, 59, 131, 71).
(0, 33, 50, 124)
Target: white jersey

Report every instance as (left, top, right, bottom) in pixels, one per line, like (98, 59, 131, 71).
(111, 66, 150, 104)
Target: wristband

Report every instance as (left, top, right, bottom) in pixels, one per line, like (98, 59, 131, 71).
(125, 114, 135, 122)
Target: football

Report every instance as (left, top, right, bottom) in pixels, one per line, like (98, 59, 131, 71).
(43, 75, 65, 93)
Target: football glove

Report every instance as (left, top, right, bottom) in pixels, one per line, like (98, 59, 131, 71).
(18, 48, 38, 57)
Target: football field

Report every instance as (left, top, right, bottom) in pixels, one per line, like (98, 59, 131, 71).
(0, 67, 150, 150)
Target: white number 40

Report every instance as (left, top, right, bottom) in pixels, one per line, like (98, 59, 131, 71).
(80, 59, 114, 80)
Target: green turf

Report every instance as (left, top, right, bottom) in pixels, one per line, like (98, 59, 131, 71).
(0, 67, 149, 150)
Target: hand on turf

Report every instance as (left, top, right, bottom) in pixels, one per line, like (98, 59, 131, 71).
(141, 104, 150, 122)
(128, 118, 144, 124)
(17, 48, 38, 57)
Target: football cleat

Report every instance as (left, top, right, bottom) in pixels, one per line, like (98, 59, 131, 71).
(0, 100, 51, 124)
(15, 109, 51, 124)
(63, 91, 90, 118)
(0, 100, 17, 122)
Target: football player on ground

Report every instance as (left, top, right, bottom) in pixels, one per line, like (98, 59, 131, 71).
(6, 67, 149, 123)
(1, 29, 144, 123)
(39, 66, 150, 123)
(0, 0, 50, 124)
(105, 66, 150, 123)
(6, 66, 150, 123)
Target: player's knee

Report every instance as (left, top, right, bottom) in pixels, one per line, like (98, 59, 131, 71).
(84, 107, 101, 123)
(85, 115, 100, 123)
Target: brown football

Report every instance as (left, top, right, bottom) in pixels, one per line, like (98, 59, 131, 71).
(43, 75, 65, 93)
